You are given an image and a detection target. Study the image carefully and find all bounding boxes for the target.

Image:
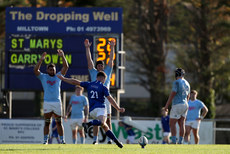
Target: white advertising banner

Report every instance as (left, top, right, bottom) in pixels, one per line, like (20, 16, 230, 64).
(0, 119, 43, 144)
(0, 119, 214, 144)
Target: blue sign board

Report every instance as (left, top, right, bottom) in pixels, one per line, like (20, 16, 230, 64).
(6, 7, 122, 34)
(5, 7, 122, 91)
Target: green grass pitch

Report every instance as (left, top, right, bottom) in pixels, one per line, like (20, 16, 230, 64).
(0, 144, 230, 154)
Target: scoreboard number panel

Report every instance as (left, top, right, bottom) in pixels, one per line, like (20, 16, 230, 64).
(93, 36, 119, 88)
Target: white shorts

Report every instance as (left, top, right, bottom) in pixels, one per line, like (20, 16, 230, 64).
(185, 120, 200, 129)
(163, 132, 171, 137)
(90, 108, 106, 119)
(105, 97, 111, 115)
(43, 102, 62, 116)
(69, 118, 83, 130)
(127, 135, 135, 144)
(170, 103, 188, 119)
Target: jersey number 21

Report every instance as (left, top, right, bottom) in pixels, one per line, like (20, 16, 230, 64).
(90, 90, 98, 99)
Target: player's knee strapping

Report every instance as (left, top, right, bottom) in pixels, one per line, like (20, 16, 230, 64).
(45, 118, 51, 126)
(55, 117, 62, 125)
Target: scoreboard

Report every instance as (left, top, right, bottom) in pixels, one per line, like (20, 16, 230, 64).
(5, 7, 124, 91)
(93, 36, 119, 87)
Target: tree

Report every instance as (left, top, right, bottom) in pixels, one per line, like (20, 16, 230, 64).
(63, 0, 170, 116)
(168, 0, 230, 118)
(122, 0, 169, 116)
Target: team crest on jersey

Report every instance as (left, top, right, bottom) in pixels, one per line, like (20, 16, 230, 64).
(47, 80, 56, 86)
(91, 85, 98, 89)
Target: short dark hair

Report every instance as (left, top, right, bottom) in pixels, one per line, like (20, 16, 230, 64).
(47, 63, 55, 69)
(175, 68, 185, 78)
(97, 71, 107, 79)
(95, 61, 104, 68)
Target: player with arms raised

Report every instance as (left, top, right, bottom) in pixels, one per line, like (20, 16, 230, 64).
(84, 38, 115, 144)
(34, 49, 69, 144)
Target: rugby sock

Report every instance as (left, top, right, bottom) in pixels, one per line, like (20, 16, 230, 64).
(60, 136, 65, 142)
(57, 138, 61, 144)
(107, 136, 112, 142)
(73, 139, 76, 144)
(81, 137, 85, 144)
(178, 136, 184, 144)
(162, 140, 166, 144)
(184, 141, 188, 144)
(93, 136, 98, 142)
(171, 136, 177, 144)
(106, 130, 119, 143)
(90, 120, 102, 126)
(44, 135, 49, 142)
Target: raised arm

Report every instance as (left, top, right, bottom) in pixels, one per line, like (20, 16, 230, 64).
(107, 39, 115, 68)
(57, 74, 81, 86)
(84, 39, 94, 70)
(57, 49, 69, 75)
(106, 95, 125, 113)
(34, 52, 46, 76)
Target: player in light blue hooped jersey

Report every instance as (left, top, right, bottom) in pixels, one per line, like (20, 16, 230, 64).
(65, 85, 89, 144)
(34, 50, 69, 144)
(164, 68, 190, 144)
(57, 72, 125, 148)
(184, 90, 208, 144)
(84, 39, 115, 144)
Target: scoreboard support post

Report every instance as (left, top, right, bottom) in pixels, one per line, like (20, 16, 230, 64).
(9, 91, 12, 119)
(115, 90, 124, 120)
